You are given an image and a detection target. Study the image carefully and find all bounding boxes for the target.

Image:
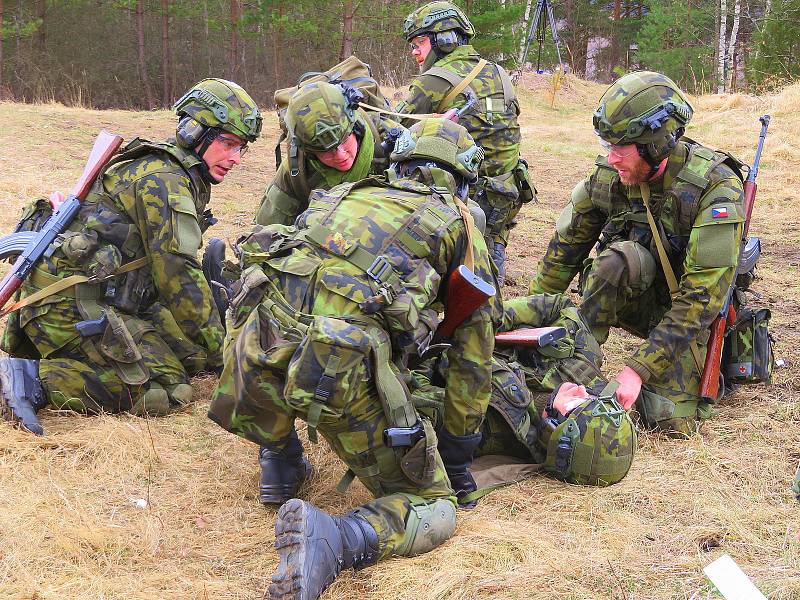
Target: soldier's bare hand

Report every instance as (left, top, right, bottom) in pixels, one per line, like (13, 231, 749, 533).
(550, 382, 590, 416)
(614, 366, 642, 410)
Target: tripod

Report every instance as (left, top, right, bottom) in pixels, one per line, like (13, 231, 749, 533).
(519, 0, 564, 74)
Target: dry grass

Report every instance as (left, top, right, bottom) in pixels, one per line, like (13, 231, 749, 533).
(1, 75, 799, 600)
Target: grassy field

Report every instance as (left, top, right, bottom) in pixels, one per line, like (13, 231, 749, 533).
(0, 74, 798, 600)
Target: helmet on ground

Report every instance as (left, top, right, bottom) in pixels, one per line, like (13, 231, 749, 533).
(286, 81, 362, 152)
(173, 78, 262, 146)
(390, 118, 483, 183)
(403, 1, 475, 47)
(593, 71, 693, 164)
(538, 386, 637, 486)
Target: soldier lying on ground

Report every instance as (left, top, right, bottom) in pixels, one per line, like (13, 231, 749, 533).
(0, 78, 261, 435)
(396, 1, 536, 285)
(208, 119, 500, 600)
(529, 71, 747, 436)
(255, 81, 402, 226)
(412, 293, 636, 493)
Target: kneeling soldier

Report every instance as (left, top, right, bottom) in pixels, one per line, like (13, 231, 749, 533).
(209, 118, 500, 600)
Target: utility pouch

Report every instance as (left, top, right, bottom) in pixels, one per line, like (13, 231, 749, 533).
(724, 307, 774, 384)
(97, 309, 151, 386)
(513, 158, 537, 204)
(13, 198, 53, 233)
(399, 417, 437, 487)
(284, 316, 371, 425)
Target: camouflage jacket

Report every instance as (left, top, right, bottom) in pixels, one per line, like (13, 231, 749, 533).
(395, 45, 521, 177)
(16, 139, 224, 370)
(238, 170, 501, 435)
(529, 139, 745, 382)
(255, 110, 401, 226)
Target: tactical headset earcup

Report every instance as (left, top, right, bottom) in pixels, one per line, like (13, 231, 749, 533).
(176, 116, 208, 148)
(433, 30, 460, 54)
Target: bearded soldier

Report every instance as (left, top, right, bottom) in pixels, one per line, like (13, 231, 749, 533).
(529, 71, 746, 435)
(255, 81, 402, 226)
(0, 79, 262, 435)
(396, 1, 536, 284)
(208, 119, 500, 600)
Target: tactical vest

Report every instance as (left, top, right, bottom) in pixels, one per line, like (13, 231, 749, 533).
(589, 139, 745, 256)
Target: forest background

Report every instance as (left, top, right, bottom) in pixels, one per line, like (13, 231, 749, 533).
(1, 0, 799, 111)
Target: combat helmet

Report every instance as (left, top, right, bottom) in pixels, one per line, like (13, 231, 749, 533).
(173, 78, 262, 148)
(286, 81, 363, 153)
(390, 118, 484, 183)
(593, 71, 693, 164)
(403, 1, 475, 52)
(537, 384, 637, 486)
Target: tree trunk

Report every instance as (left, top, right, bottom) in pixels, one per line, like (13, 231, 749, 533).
(272, 0, 284, 90)
(340, 0, 354, 61)
(613, 0, 621, 20)
(228, 0, 240, 80)
(161, 0, 171, 106)
(518, 0, 534, 64)
(725, 0, 741, 92)
(716, 0, 728, 93)
(136, 0, 156, 109)
(36, 0, 45, 53)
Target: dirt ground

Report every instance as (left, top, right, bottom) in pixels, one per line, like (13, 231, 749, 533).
(0, 74, 798, 600)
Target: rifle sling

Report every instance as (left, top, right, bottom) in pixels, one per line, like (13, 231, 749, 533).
(640, 182, 704, 375)
(437, 59, 487, 112)
(0, 256, 151, 318)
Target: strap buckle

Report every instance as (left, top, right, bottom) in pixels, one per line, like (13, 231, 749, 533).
(366, 255, 393, 283)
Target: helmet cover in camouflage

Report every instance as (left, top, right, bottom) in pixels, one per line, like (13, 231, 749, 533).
(403, 1, 475, 42)
(285, 81, 359, 152)
(173, 78, 262, 142)
(593, 71, 693, 162)
(538, 389, 637, 486)
(390, 118, 484, 182)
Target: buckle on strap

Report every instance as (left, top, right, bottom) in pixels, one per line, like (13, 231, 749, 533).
(366, 255, 393, 283)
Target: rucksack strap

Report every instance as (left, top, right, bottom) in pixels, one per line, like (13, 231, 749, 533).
(437, 59, 488, 112)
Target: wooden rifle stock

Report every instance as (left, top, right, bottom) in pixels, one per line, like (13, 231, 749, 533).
(698, 115, 769, 400)
(495, 326, 567, 348)
(0, 130, 123, 311)
(436, 264, 495, 340)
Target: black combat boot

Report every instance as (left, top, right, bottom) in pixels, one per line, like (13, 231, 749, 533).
(259, 430, 312, 505)
(0, 358, 47, 436)
(436, 427, 483, 509)
(267, 499, 380, 600)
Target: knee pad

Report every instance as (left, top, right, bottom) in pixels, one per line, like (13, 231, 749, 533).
(591, 241, 656, 292)
(395, 497, 456, 557)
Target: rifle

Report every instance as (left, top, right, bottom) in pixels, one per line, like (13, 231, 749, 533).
(415, 264, 496, 362)
(442, 89, 477, 123)
(0, 130, 124, 312)
(495, 326, 567, 347)
(698, 115, 770, 400)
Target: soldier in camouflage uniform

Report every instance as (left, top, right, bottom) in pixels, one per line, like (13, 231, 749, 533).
(413, 293, 636, 489)
(396, 1, 536, 285)
(0, 79, 262, 435)
(208, 119, 500, 600)
(529, 71, 746, 436)
(256, 81, 402, 226)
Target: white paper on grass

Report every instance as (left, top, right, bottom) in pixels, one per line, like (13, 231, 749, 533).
(703, 554, 767, 600)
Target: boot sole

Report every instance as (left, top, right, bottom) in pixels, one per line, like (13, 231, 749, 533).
(267, 498, 310, 600)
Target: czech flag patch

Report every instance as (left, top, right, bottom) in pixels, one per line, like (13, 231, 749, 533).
(711, 206, 729, 219)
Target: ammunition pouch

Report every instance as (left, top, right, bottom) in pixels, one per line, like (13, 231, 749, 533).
(724, 307, 774, 385)
(95, 309, 152, 386)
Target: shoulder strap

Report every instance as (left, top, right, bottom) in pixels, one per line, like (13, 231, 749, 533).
(437, 59, 488, 112)
(640, 182, 704, 374)
(495, 63, 517, 107)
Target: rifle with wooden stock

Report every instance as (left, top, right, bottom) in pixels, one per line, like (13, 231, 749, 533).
(0, 130, 124, 315)
(698, 115, 770, 400)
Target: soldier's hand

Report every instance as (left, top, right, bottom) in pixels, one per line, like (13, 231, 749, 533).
(550, 382, 590, 416)
(49, 191, 65, 210)
(614, 366, 642, 411)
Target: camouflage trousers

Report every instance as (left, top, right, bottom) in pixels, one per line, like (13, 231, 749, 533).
(476, 180, 524, 285)
(13, 296, 192, 414)
(580, 241, 714, 433)
(209, 306, 456, 559)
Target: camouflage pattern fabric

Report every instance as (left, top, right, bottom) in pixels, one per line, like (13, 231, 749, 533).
(210, 166, 499, 557)
(256, 110, 400, 226)
(529, 140, 745, 432)
(396, 45, 529, 249)
(3, 141, 223, 413)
